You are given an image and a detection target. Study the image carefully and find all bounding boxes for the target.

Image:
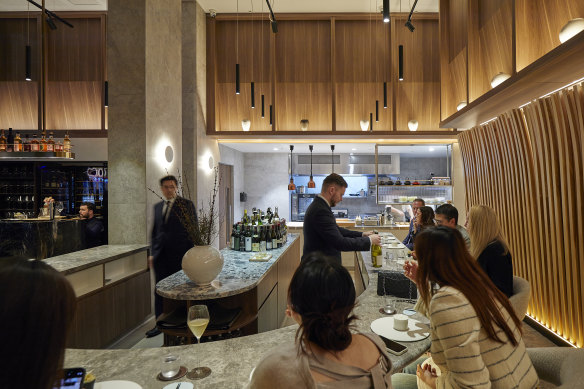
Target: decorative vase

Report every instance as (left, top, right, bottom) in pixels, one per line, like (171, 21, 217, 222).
(182, 245, 224, 285)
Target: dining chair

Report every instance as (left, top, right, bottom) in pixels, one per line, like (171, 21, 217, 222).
(509, 276, 530, 319)
(527, 347, 584, 388)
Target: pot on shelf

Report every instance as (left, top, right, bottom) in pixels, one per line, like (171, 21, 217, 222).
(182, 245, 224, 285)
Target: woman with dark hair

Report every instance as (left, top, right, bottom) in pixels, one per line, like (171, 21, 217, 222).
(0, 259, 77, 389)
(395, 227, 538, 389)
(249, 253, 393, 388)
(405, 206, 435, 250)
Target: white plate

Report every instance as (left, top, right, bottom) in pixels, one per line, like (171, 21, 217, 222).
(382, 243, 406, 249)
(163, 383, 193, 389)
(95, 381, 142, 389)
(371, 316, 430, 342)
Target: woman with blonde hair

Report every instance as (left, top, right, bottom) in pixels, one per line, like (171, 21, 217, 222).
(467, 205, 513, 297)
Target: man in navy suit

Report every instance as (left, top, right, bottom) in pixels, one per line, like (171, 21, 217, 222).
(302, 173, 381, 265)
(146, 175, 197, 337)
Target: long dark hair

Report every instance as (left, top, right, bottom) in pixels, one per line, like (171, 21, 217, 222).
(415, 227, 521, 346)
(414, 206, 435, 233)
(0, 259, 77, 389)
(289, 253, 357, 353)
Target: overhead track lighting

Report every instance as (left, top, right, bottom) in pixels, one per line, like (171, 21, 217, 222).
(25, 0, 74, 29)
(398, 45, 404, 81)
(266, 0, 278, 33)
(308, 145, 316, 188)
(288, 145, 296, 190)
(382, 0, 390, 23)
(405, 0, 418, 32)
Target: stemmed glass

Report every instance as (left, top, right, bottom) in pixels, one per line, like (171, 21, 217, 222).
(55, 201, 64, 216)
(187, 305, 212, 379)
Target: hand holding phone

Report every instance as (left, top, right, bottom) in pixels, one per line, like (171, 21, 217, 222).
(379, 335, 408, 355)
(53, 367, 86, 389)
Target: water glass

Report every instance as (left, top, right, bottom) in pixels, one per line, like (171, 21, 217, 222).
(161, 355, 180, 378)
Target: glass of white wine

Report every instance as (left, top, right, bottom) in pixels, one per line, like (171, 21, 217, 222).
(187, 304, 212, 379)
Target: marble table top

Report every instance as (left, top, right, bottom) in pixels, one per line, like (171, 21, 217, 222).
(45, 244, 149, 275)
(64, 234, 430, 388)
(156, 234, 299, 300)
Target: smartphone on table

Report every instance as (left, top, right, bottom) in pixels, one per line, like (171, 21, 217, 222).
(379, 335, 408, 355)
(53, 367, 86, 389)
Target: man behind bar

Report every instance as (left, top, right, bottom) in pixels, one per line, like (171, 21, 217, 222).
(302, 173, 381, 265)
(79, 202, 105, 248)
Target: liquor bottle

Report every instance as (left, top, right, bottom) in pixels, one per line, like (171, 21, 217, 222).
(395, 177, 401, 185)
(239, 224, 246, 252)
(273, 207, 280, 223)
(47, 131, 55, 152)
(252, 226, 260, 252)
(30, 134, 40, 151)
(40, 132, 47, 152)
(230, 224, 237, 250)
(6, 128, 14, 152)
(242, 209, 248, 224)
(23, 134, 31, 152)
(63, 132, 71, 152)
(0, 129, 6, 151)
(14, 132, 22, 152)
(276, 223, 282, 248)
(55, 140, 63, 152)
(259, 226, 267, 252)
(266, 225, 273, 250)
(244, 225, 252, 252)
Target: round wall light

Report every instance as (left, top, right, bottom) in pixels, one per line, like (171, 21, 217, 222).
(208, 155, 214, 170)
(456, 102, 467, 111)
(407, 120, 419, 132)
(491, 72, 511, 88)
(559, 18, 584, 43)
(360, 120, 369, 132)
(165, 146, 174, 163)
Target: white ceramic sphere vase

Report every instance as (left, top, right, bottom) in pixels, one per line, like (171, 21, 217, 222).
(182, 245, 224, 285)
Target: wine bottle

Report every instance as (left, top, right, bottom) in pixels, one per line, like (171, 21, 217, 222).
(273, 207, 280, 223)
(271, 225, 277, 250)
(245, 225, 252, 252)
(276, 223, 282, 248)
(239, 224, 246, 252)
(230, 224, 237, 250)
(6, 128, 14, 152)
(252, 226, 260, 252)
(242, 209, 248, 224)
(371, 241, 382, 268)
(30, 134, 40, 151)
(266, 225, 273, 250)
(63, 132, 71, 152)
(259, 226, 267, 252)
(0, 129, 6, 151)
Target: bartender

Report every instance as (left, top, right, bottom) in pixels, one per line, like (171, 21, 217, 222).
(303, 173, 381, 265)
(79, 202, 105, 248)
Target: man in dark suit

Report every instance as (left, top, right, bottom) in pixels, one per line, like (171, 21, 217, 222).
(402, 198, 425, 250)
(146, 175, 197, 338)
(303, 173, 381, 265)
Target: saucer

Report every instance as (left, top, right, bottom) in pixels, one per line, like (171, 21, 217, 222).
(157, 366, 188, 381)
(95, 381, 142, 389)
(371, 316, 430, 342)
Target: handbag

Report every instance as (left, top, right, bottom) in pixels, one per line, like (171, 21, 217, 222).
(377, 270, 418, 299)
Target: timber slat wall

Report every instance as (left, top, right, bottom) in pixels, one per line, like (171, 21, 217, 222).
(459, 81, 584, 347)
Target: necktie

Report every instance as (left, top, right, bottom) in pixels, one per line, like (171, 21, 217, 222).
(163, 200, 171, 223)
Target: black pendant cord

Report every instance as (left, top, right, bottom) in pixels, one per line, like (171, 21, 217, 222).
(25, 2, 31, 81)
(250, 0, 254, 108)
(104, 81, 108, 107)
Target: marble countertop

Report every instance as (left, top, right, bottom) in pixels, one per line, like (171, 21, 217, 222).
(288, 220, 410, 229)
(45, 244, 149, 275)
(156, 234, 299, 300)
(64, 234, 430, 388)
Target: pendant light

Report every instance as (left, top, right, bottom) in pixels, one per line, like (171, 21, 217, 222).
(104, 81, 108, 107)
(250, 1, 255, 108)
(370, 112, 373, 131)
(307, 145, 316, 188)
(25, 2, 31, 81)
(261, 95, 265, 117)
(382, 0, 390, 23)
(260, 0, 265, 118)
(235, 0, 240, 95)
(398, 45, 404, 81)
(288, 145, 296, 190)
(383, 82, 387, 108)
(269, 104, 273, 126)
(330, 145, 335, 173)
(375, 100, 379, 122)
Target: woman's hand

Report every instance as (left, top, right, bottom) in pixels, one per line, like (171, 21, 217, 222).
(416, 363, 437, 389)
(403, 260, 418, 285)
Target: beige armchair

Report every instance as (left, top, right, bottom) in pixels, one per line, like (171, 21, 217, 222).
(509, 276, 530, 319)
(527, 347, 584, 388)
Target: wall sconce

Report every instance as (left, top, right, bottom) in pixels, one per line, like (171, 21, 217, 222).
(456, 102, 467, 111)
(491, 72, 511, 88)
(360, 120, 369, 132)
(307, 145, 316, 188)
(300, 119, 309, 131)
(165, 146, 173, 163)
(407, 120, 418, 131)
(559, 18, 584, 43)
(208, 155, 214, 170)
(288, 145, 296, 190)
(241, 119, 251, 131)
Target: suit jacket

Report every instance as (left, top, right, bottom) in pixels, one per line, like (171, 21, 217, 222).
(151, 196, 197, 277)
(302, 196, 371, 264)
(403, 219, 415, 250)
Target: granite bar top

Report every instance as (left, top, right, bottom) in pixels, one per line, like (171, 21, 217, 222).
(45, 244, 149, 275)
(288, 221, 410, 229)
(64, 234, 430, 388)
(156, 234, 299, 300)
(0, 217, 81, 223)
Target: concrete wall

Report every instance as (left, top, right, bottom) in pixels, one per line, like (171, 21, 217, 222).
(218, 144, 245, 220)
(398, 156, 448, 179)
(243, 153, 289, 220)
(73, 138, 108, 161)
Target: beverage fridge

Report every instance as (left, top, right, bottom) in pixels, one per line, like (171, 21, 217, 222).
(290, 193, 317, 221)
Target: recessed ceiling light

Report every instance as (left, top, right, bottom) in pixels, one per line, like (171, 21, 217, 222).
(273, 147, 279, 151)
(429, 147, 435, 152)
(352, 148, 357, 151)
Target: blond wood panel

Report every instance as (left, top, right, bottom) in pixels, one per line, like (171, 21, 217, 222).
(516, 0, 584, 71)
(394, 17, 440, 131)
(276, 20, 332, 131)
(0, 82, 38, 129)
(468, 0, 514, 102)
(460, 80, 584, 347)
(334, 19, 391, 131)
(440, 0, 468, 120)
(45, 81, 101, 130)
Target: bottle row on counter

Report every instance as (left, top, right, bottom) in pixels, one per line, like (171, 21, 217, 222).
(0, 128, 72, 153)
(230, 206, 288, 252)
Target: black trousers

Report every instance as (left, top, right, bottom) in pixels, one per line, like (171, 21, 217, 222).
(153, 256, 182, 318)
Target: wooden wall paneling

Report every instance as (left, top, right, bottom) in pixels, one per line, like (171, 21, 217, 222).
(515, 0, 584, 72)
(334, 19, 390, 131)
(206, 16, 217, 132)
(0, 15, 40, 130)
(270, 22, 276, 131)
(276, 20, 332, 131)
(468, 0, 514, 102)
(439, 0, 469, 120)
(330, 17, 336, 131)
(215, 20, 272, 131)
(394, 17, 440, 131)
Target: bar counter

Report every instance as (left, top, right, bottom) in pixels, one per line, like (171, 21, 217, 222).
(63, 246, 430, 388)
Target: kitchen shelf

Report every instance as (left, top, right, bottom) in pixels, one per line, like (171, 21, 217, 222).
(377, 184, 451, 187)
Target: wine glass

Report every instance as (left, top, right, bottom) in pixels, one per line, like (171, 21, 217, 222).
(55, 201, 64, 216)
(187, 305, 212, 379)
